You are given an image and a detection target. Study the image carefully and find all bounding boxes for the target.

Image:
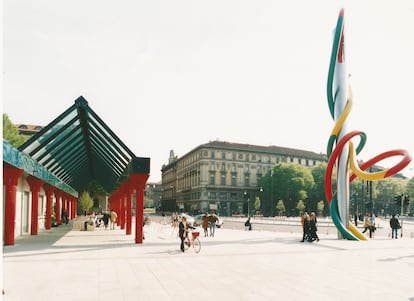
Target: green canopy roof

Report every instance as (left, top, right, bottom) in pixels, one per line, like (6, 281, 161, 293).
(17, 96, 149, 194)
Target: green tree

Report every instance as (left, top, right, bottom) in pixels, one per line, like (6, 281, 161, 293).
(374, 177, 407, 216)
(259, 163, 315, 217)
(144, 195, 154, 208)
(406, 176, 414, 214)
(296, 199, 306, 214)
(309, 163, 333, 215)
(254, 196, 261, 214)
(78, 191, 93, 215)
(86, 180, 108, 195)
(317, 200, 325, 217)
(276, 199, 285, 216)
(3, 114, 26, 147)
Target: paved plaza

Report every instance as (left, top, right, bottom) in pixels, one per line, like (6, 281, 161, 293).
(3, 218, 414, 301)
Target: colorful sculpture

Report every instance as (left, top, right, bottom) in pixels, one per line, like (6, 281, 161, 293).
(325, 8, 412, 240)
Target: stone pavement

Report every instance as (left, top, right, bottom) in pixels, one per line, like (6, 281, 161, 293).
(3, 218, 414, 301)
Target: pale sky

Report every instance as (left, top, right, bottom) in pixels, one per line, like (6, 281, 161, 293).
(3, 0, 414, 182)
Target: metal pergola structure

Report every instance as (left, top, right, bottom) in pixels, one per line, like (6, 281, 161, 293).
(3, 96, 150, 245)
(17, 96, 143, 194)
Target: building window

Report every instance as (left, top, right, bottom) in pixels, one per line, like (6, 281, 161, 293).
(211, 151, 215, 159)
(210, 175, 215, 185)
(208, 192, 217, 199)
(233, 152, 236, 160)
(231, 175, 236, 186)
(210, 162, 215, 171)
(221, 163, 226, 171)
(244, 176, 250, 186)
(221, 174, 226, 186)
(219, 192, 227, 200)
(222, 151, 226, 159)
(251, 154, 256, 161)
(238, 153, 243, 160)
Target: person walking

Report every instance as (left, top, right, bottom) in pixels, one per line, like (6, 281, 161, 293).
(390, 214, 401, 239)
(178, 216, 187, 252)
(309, 212, 319, 241)
(171, 212, 179, 237)
(362, 213, 375, 238)
(110, 209, 118, 230)
(102, 210, 110, 229)
(208, 211, 218, 237)
(362, 213, 370, 235)
(178, 216, 195, 252)
(300, 212, 311, 242)
(202, 213, 209, 237)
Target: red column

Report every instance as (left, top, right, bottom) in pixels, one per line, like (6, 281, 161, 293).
(120, 193, 126, 230)
(26, 176, 44, 235)
(130, 173, 149, 244)
(54, 190, 62, 225)
(70, 195, 76, 219)
(71, 196, 77, 218)
(66, 197, 71, 220)
(124, 185, 133, 235)
(62, 194, 67, 216)
(3, 165, 24, 246)
(43, 184, 55, 230)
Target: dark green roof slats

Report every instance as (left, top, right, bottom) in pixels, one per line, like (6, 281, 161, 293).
(17, 96, 141, 193)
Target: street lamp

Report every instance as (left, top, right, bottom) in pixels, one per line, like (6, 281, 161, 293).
(244, 191, 250, 217)
(270, 170, 274, 217)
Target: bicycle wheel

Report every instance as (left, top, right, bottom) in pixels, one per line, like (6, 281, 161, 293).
(192, 237, 201, 253)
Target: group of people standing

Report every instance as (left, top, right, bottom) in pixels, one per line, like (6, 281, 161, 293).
(300, 212, 319, 242)
(201, 212, 219, 237)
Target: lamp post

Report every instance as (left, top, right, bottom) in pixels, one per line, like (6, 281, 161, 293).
(270, 170, 274, 217)
(258, 187, 263, 216)
(244, 191, 250, 217)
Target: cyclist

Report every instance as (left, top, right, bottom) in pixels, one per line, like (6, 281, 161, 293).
(178, 215, 195, 252)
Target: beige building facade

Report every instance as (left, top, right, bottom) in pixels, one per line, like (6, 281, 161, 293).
(161, 140, 327, 216)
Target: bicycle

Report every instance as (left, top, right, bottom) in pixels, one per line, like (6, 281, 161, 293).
(184, 230, 201, 253)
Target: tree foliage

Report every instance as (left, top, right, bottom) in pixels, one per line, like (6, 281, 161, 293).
(257, 161, 412, 217)
(86, 180, 108, 195)
(317, 200, 325, 216)
(3, 114, 26, 147)
(276, 199, 285, 216)
(258, 163, 315, 216)
(296, 200, 305, 214)
(254, 196, 261, 212)
(78, 191, 93, 214)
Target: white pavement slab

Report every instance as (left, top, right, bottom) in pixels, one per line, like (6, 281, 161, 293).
(3, 219, 414, 301)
